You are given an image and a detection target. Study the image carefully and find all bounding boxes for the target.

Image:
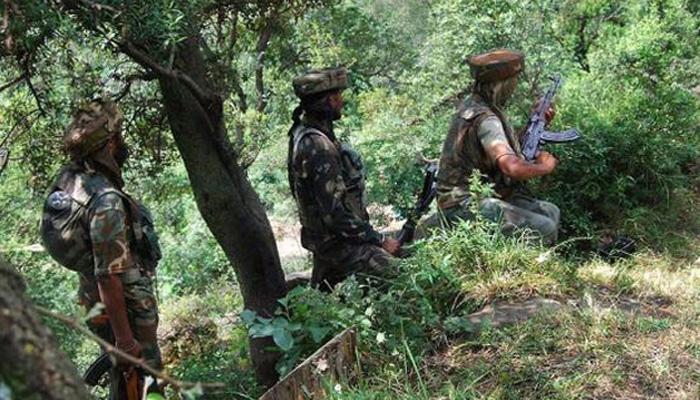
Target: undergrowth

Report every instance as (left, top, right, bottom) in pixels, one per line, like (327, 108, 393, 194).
(238, 203, 700, 399)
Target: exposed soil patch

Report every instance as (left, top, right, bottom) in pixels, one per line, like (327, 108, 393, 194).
(585, 285, 675, 318)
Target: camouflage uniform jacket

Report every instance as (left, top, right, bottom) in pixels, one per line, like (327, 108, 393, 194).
(289, 118, 383, 253)
(436, 97, 523, 209)
(42, 163, 160, 278)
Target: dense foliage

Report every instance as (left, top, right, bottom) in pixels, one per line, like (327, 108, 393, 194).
(0, 0, 698, 398)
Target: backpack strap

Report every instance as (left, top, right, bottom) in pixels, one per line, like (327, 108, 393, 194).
(292, 126, 327, 159)
(459, 105, 493, 122)
(61, 172, 93, 207)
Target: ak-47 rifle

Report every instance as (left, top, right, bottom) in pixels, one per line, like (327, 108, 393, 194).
(84, 352, 150, 399)
(521, 74, 581, 161)
(397, 162, 438, 245)
(83, 352, 112, 386)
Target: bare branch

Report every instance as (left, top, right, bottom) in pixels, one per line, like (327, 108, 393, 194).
(35, 306, 226, 392)
(0, 108, 40, 149)
(77, 0, 119, 14)
(0, 73, 27, 93)
(114, 71, 157, 101)
(227, 14, 249, 112)
(231, 72, 248, 112)
(0, 148, 8, 177)
(255, 23, 273, 112)
(21, 58, 48, 117)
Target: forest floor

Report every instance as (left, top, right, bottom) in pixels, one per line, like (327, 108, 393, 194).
(418, 258, 700, 400)
(154, 207, 700, 399)
(271, 212, 700, 399)
(337, 250, 700, 399)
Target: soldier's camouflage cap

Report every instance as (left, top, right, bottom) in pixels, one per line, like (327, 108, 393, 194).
(468, 49, 524, 83)
(63, 99, 123, 158)
(293, 67, 348, 99)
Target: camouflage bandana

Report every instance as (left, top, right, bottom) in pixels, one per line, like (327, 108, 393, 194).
(293, 68, 348, 99)
(64, 100, 123, 159)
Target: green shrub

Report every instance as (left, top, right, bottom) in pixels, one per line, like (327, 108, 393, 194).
(242, 214, 582, 379)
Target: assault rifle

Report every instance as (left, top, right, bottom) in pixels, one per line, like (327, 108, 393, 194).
(521, 74, 581, 161)
(83, 352, 112, 386)
(397, 162, 438, 245)
(84, 352, 152, 399)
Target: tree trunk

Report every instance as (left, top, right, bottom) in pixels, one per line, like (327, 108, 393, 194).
(156, 38, 287, 387)
(0, 258, 91, 400)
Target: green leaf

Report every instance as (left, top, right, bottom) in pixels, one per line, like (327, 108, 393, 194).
(146, 393, 167, 400)
(309, 326, 332, 343)
(240, 309, 256, 326)
(249, 323, 275, 338)
(271, 317, 289, 329)
(272, 328, 295, 351)
(288, 322, 303, 332)
(182, 383, 204, 400)
(277, 297, 289, 308)
(83, 302, 105, 321)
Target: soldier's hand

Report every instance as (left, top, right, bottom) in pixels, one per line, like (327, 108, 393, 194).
(116, 338, 143, 366)
(544, 103, 556, 124)
(533, 100, 556, 125)
(535, 151, 558, 173)
(382, 238, 401, 256)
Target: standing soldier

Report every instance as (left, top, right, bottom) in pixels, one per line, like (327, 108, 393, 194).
(41, 99, 162, 399)
(287, 68, 400, 290)
(435, 50, 561, 244)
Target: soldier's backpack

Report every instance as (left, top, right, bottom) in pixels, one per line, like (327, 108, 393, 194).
(40, 166, 161, 274)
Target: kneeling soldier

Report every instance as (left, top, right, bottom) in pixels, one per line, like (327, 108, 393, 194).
(287, 68, 401, 290)
(435, 50, 560, 244)
(41, 99, 162, 399)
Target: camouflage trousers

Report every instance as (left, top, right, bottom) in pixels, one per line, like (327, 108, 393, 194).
(418, 194, 560, 245)
(311, 242, 395, 291)
(79, 268, 162, 398)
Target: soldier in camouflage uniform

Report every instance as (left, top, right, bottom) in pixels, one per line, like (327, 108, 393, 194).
(41, 99, 162, 399)
(287, 68, 401, 290)
(434, 50, 560, 244)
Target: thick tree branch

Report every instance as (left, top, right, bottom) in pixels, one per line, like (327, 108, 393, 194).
(119, 41, 218, 112)
(0, 260, 91, 399)
(35, 306, 226, 392)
